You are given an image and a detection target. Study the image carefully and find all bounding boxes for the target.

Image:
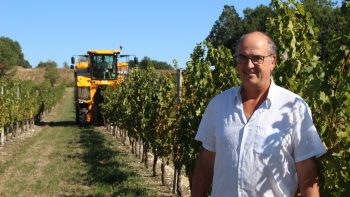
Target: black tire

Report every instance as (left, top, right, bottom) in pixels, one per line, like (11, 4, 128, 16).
(78, 108, 87, 127)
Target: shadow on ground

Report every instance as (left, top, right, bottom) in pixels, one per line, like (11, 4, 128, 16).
(77, 128, 155, 196)
(36, 121, 77, 127)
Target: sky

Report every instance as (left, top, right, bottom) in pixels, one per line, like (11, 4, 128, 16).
(1, 0, 272, 68)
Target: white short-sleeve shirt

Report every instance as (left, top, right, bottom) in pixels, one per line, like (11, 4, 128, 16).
(195, 82, 326, 197)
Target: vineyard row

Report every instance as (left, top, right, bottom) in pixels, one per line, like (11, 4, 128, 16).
(0, 79, 64, 146)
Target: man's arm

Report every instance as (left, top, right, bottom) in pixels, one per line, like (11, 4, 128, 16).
(295, 157, 320, 197)
(191, 148, 215, 197)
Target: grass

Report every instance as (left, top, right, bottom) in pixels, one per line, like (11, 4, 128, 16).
(0, 88, 170, 197)
(76, 128, 158, 196)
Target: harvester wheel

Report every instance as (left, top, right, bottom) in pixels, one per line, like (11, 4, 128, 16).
(79, 108, 87, 127)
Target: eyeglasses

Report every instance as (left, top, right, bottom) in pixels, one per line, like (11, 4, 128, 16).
(236, 54, 273, 64)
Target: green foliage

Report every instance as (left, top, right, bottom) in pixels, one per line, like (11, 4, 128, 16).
(268, 0, 320, 96)
(174, 42, 241, 180)
(206, 5, 243, 50)
(137, 56, 174, 70)
(37, 80, 65, 111)
(145, 70, 176, 158)
(21, 60, 32, 68)
(101, 67, 177, 163)
(37, 60, 58, 68)
(0, 78, 64, 127)
(206, 42, 240, 94)
(36, 60, 61, 86)
(0, 37, 31, 75)
(302, 0, 348, 61)
(341, 0, 350, 33)
(44, 66, 60, 86)
(268, 0, 350, 195)
(242, 5, 274, 33)
(206, 4, 273, 51)
(315, 34, 350, 197)
(175, 43, 214, 178)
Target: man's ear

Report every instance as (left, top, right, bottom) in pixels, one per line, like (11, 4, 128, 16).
(270, 55, 277, 71)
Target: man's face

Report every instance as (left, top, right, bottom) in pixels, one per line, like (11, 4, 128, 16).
(236, 33, 276, 90)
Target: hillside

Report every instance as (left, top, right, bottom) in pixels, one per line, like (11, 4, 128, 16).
(13, 66, 74, 85)
(11, 67, 176, 86)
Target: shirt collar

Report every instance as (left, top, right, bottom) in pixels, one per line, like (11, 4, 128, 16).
(233, 80, 277, 108)
(266, 80, 277, 108)
(233, 85, 242, 103)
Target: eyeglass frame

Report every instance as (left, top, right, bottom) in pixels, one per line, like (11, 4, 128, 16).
(236, 54, 273, 64)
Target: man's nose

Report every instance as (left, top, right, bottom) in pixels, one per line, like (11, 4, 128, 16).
(246, 59, 255, 68)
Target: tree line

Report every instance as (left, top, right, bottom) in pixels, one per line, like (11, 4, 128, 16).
(0, 37, 173, 79)
(206, 0, 349, 63)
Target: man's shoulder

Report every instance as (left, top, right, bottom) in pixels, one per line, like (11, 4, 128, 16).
(271, 83, 309, 108)
(216, 86, 239, 98)
(209, 86, 239, 104)
(274, 85, 303, 100)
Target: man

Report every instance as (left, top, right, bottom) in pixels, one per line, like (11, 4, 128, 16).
(191, 31, 326, 197)
(99, 56, 108, 69)
(97, 56, 109, 79)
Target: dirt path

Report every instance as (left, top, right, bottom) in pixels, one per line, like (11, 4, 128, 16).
(0, 88, 188, 197)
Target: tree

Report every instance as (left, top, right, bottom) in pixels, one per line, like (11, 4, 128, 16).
(21, 60, 32, 68)
(63, 61, 69, 69)
(37, 60, 58, 68)
(0, 37, 29, 75)
(206, 4, 274, 53)
(138, 56, 174, 70)
(38, 60, 59, 86)
(242, 5, 273, 33)
(302, 0, 348, 60)
(341, 0, 350, 33)
(44, 66, 60, 86)
(206, 5, 242, 50)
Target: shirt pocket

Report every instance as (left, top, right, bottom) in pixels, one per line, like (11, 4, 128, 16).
(253, 126, 291, 156)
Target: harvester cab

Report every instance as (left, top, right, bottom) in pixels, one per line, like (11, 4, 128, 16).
(89, 50, 119, 80)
